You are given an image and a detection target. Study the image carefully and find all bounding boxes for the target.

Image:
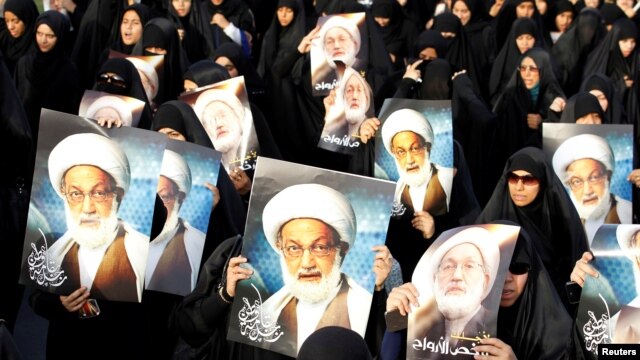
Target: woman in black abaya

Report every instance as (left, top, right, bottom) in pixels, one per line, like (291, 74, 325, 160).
(14, 10, 82, 142)
(492, 0, 551, 51)
(476, 147, 589, 311)
(168, 0, 215, 63)
(111, 3, 152, 56)
(370, 0, 418, 71)
(183, 59, 230, 92)
(558, 91, 607, 124)
(580, 73, 625, 124)
(201, 0, 255, 54)
(256, 0, 306, 162)
(0, 0, 39, 75)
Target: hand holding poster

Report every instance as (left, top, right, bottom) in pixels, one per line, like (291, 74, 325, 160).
(20, 109, 166, 303)
(145, 139, 221, 296)
(226, 157, 395, 357)
(78, 90, 145, 127)
(406, 225, 519, 359)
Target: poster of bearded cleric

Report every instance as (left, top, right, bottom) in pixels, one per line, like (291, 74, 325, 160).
(19, 109, 166, 303)
(78, 90, 145, 128)
(407, 225, 520, 359)
(226, 157, 395, 357)
(179, 76, 259, 173)
(145, 139, 221, 296)
(374, 99, 454, 219)
(575, 224, 640, 359)
(311, 12, 368, 96)
(543, 123, 634, 245)
(318, 66, 375, 154)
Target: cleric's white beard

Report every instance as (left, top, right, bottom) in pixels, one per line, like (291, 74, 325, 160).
(570, 183, 611, 220)
(159, 201, 181, 237)
(281, 253, 342, 304)
(397, 158, 432, 188)
(326, 48, 356, 69)
(212, 129, 241, 153)
(345, 105, 367, 126)
(66, 198, 119, 249)
(434, 279, 484, 321)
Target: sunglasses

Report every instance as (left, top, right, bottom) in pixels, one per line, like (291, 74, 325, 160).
(507, 173, 540, 186)
(97, 73, 127, 88)
(509, 262, 530, 275)
(518, 65, 539, 74)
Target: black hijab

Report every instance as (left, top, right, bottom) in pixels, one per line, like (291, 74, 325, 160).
(167, 0, 215, 62)
(213, 42, 266, 104)
(477, 147, 589, 310)
(493, 0, 551, 51)
(496, 224, 572, 359)
(551, 8, 606, 96)
(580, 73, 624, 124)
(0, 0, 38, 75)
(298, 326, 373, 360)
(93, 57, 154, 129)
(370, 0, 417, 69)
(490, 17, 543, 104)
(183, 59, 230, 88)
(414, 30, 448, 59)
(136, 17, 190, 104)
(257, 0, 305, 78)
(559, 91, 606, 123)
(111, 4, 152, 55)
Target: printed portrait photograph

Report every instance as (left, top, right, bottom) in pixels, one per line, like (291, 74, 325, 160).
(144, 139, 221, 296)
(20, 109, 166, 303)
(576, 224, 640, 359)
(179, 76, 259, 172)
(407, 224, 520, 359)
(78, 90, 145, 127)
(310, 12, 368, 96)
(543, 123, 634, 244)
(374, 98, 454, 219)
(109, 50, 164, 106)
(226, 157, 395, 358)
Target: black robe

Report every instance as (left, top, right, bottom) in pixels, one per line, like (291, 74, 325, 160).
(370, 0, 418, 71)
(476, 147, 589, 311)
(167, 0, 215, 63)
(201, 0, 256, 52)
(580, 73, 626, 125)
(0, 0, 39, 76)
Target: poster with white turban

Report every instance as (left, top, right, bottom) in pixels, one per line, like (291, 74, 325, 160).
(374, 98, 454, 219)
(19, 109, 166, 303)
(226, 157, 395, 357)
(109, 50, 164, 106)
(543, 123, 634, 245)
(311, 12, 368, 96)
(145, 139, 221, 296)
(178, 76, 259, 173)
(78, 90, 145, 127)
(575, 224, 640, 359)
(317, 67, 375, 155)
(407, 224, 519, 359)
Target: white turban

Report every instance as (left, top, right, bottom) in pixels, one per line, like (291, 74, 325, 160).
(341, 67, 371, 106)
(126, 57, 159, 100)
(85, 95, 133, 127)
(552, 133, 614, 182)
(160, 149, 192, 197)
(193, 89, 245, 125)
(48, 133, 131, 197)
(425, 227, 500, 300)
(319, 15, 361, 54)
(616, 225, 640, 261)
(262, 184, 357, 253)
(381, 109, 434, 154)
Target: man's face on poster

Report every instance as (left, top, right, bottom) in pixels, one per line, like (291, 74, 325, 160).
(62, 165, 120, 249)
(344, 74, 368, 126)
(434, 243, 489, 320)
(565, 158, 610, 220)
(277, 218, 344, 304)
(391, 131, 431, 188)
(156, 175, 184, 235)
(323, 26, 357, 67)
(202, 100, 242, 153)
(136, 68, 157, 102)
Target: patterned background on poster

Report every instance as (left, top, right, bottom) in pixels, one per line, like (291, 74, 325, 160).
(374, 99, 453, 181)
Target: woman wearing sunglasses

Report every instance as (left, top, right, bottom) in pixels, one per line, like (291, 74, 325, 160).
(477, 147, 589, 312)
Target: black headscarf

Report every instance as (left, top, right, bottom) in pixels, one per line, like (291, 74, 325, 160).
(183, 59, 230, 88)
(135, 17, 190, 104)
(213, 42, 266, 106)
(370, 0, 417, 69)
(599, 3, 625, 27)
(496, 223, 573, 359)
(544, 0, 576, 33)
(414, 30, 448, 59)
(167, 0, 215, 62)
(298, 326, 373, 360)
(580, 73, 624, 124)
(93, 57, 154, 129)
(419, 58, 453, 100)
(551, 8, 606, 96)
(477, 147, 589, 310)
(257, 0, 305, 77)
(490, 17, 542, 104)
(111, 4, 152, 55)
(559, 91, 606, 123)
(493, 0, 551, 51)
(0, 0, 39, 75)
(14, 10, 82, 140)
